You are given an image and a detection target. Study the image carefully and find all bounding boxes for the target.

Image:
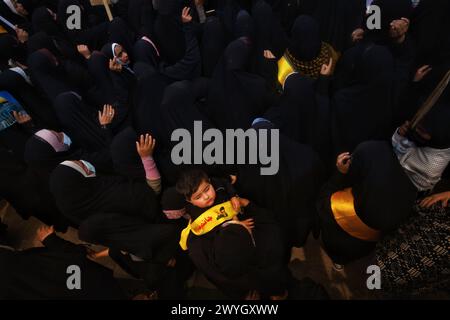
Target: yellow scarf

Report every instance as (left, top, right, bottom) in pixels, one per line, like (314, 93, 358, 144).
(179, 201, 239, 250)
(330, 188, 381, 242)
(277, 42, 339, 86)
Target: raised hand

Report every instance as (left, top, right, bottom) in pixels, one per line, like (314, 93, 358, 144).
(413, 65, 432, 82)
(109, 58, 122, 72)
(263, 50, 276, 59)
(336, 152, 351, 175)
(181, 7, 192, 24)
(320, 57, 333, 76)
(98, 104, 115, 126)
(136, 133, 156, 158)
(389, 17, 409, 43)
(36, 225, 54, 242)
(12, 110, 32, 124)
(77, 44, 91, 59)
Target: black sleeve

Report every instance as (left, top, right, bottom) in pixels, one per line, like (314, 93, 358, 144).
(42, 233, 87, 255)
(160, 23, 201, 80)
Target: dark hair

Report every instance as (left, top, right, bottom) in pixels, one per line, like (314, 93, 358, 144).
(176, 169, 209, 200)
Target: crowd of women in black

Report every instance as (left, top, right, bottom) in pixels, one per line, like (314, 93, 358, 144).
(0, 0, 449, 300)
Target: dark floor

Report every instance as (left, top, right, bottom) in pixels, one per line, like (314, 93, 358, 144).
(0, 200, 388, 300)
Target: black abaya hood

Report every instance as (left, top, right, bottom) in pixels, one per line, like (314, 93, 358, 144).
(349, 140, 417, 231)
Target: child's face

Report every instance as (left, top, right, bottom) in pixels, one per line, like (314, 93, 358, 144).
(189, 179, 216, 208)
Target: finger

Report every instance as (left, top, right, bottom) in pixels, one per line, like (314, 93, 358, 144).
(328, 57, 332, 67)
(140, 134, 145, 146)
(427, 197, 438, 207)
(423, 67, 432, 75)
(419, 197, 429, 207)
(419, 65, 430, 72)
(135, 141, 140, 151)
(98, 110, 102, 119)
(422, 197, 434, 207)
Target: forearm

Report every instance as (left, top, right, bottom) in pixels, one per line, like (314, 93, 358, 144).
(141, 156, 161, 194)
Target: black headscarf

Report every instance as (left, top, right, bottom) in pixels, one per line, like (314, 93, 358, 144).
(212, 224, 257, 278)
(233, 9, 254, 40)
(206, 37, 266, 129)
(109, 126, 145, 179)
(27, 48, 75, 102)
(349, 140, 417, 231)
(289, 15, 321, 61)
(16, 0, 35, 15)
(266, 73, 326, 150)
(31, 6, 63, 38)
(0, 34, 26, 69)
(312, 0, 366, 52)
(284, 15, 338, 79)
(201, 17, 227, 77)
(24, 135, 79, 170)
(154, 0, 185, 64)
(410, 0, 450, 65)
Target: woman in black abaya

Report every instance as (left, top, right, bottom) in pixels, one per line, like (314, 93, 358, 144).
(0, 67, 60, 129)
(53, 92, 115, 151)
(49, 160, 177, 262)
(331, 44, 395, 155)
(0, 146, 69, 230)
(317, 141, 417, 266)
(234, 120, 325, 251)
(206, 37, 267, 130)
(27, 48, 85, 103)
(0, 226, 125, 299)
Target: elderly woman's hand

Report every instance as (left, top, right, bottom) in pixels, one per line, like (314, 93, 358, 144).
(420, 191, 450, 208)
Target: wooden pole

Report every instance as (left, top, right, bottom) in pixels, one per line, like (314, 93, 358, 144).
(102, 0, 113, 21)
(411, 69, 450, 128)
